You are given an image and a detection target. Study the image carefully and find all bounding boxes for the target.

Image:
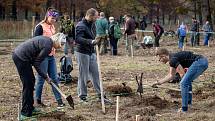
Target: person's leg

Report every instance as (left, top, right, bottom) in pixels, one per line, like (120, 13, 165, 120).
(104, 36, 109, 53)
(188, 85, 192, 105)
(12, 54, 35, 117)
(190, 32, 194, 47)
(35, 58, 48, 103)
(47, 56, 63, 104)
(178, 36, 183, 49)
(75, 52, 90, 99)
(180, 58, 208, 111)
(204, 34, 209, 46)
(113, 38, 118, 55)
(89, 53, 101, 94)
(109, 37, 114, 55)
(127, 36, 132, 56)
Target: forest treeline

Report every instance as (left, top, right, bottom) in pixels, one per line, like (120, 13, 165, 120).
(0, 0, 214, 25)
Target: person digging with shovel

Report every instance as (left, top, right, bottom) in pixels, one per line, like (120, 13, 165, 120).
(12, 33, 66, 120)
(152, 48, 208, 113)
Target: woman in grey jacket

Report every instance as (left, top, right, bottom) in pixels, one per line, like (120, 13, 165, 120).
(12, 33, 66, 120)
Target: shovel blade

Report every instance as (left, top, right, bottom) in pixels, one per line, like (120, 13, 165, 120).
(66, 95, 74, 109)
(137, 84, 143, 93)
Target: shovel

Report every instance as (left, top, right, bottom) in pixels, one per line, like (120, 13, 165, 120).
(50, 81, 74, 109)
(136, 73, 143, 98)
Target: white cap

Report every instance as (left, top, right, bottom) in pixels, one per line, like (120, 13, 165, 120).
(109, 17, 114, 20)
(51, 33, 66, 47)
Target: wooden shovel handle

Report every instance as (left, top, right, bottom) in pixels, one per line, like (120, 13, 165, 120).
(50, 81, 67, 98)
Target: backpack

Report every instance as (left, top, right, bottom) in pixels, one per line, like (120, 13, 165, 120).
(143, 36, 154, 45)
(58, 56, 73, 83)
(113, 23, 122, 39)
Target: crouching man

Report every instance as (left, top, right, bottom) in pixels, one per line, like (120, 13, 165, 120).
(152, 48, 208, 113)
(12, 33, 66, 120)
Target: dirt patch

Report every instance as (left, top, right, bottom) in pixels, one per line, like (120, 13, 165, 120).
(106, 83, 132, 96)
(121, 106, 157, 120)
(166, 90, 181, 98)
(37, 111, 86, 121)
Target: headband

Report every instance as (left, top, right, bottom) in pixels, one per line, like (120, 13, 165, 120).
(47, 11, 59, 18)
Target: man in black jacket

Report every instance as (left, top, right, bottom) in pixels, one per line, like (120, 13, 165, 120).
(12, 33, 66, 120)
(75, 8, 111, 103)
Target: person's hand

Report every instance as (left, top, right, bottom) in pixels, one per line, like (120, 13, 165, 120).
(91, 39, 98, 45)
(91, 37, 100, 45)
(151, 81, 160, 88)
(45, 77, 52, 84)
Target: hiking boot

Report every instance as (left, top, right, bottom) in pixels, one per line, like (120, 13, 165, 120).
(57, 103, 65, 109)
(35, 99, 47, 107)
(18, 114, 37, 121)
(79, 97, 88, 104)
(177, 107, 187, 114)
(57, 99, 65, 109)
(32, 108, 44, 115)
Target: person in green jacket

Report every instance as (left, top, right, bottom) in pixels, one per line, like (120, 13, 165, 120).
(95, 12, 109, 55)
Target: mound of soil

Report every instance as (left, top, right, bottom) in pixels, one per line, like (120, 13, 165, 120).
(106, 83, 132, 96)
(128, 95, 173, 109)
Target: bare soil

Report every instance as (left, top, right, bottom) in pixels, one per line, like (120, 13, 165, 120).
(0, 37, 215, 121)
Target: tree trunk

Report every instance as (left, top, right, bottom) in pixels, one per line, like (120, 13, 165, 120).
(168, 15, 171, 25)
(12, 0, 17, 20)
(46, 0, 52, 10)
(25, 9, 28, 20)
(156, 5, 159, 23)
(0, 4, 2, 20)
(194, 0, 197, 19)
(73, 3, 76, 21)
(162, 12, 165, 25)
(206, 0, 212, 22)
(197, 0, 203, 25)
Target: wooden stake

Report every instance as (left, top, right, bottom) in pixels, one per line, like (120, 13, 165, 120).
(96, 45, 105, 114)
(115, 96, 119, 121)
(31, 16, 36, 37)
(136, 115, 140, 121)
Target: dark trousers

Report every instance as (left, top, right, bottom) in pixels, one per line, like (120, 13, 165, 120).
(154, 35, 161, 47)
(110, 37, 118, 55)
(12, 53, 35, 117)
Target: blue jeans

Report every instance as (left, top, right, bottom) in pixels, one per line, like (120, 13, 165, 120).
(178, 36, 185, 49)
(35, 56, 62, 102)
(180, 57, 208, 111)
(190, 31, 197, 46)
(203, 33, 211, 46)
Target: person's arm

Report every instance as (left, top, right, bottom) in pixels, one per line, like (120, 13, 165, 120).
(33, 42, 52, 79)
(75, 25, 93, 45)
(153, 67, 176, 86)
(34, 24, 43, 36)
(176, 64, 185, 77)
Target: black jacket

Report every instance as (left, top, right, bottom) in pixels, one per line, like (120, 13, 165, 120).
(14, 36, 53, 79)
(75, 19, 96, 55)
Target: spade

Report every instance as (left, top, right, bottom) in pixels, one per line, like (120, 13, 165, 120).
(50, 81, 74, 109)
